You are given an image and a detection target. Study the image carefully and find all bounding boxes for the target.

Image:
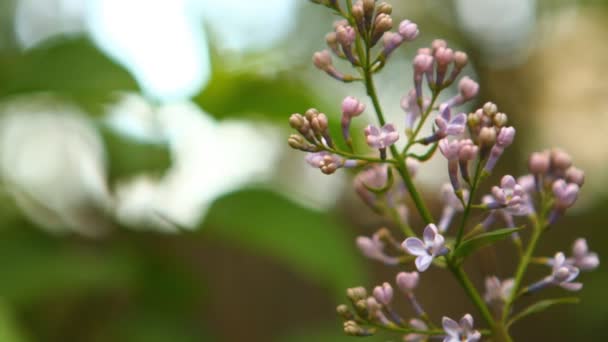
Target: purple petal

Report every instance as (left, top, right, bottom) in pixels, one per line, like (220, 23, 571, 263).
(501, 175, 517, 189)
(560, 282, 583, 291)
(442, 316, 460, 337)
(415, 254, 433, 272)
(423, 224, 438, 245)
(403, 238, 427, 256)
(460, 314, 474, 332)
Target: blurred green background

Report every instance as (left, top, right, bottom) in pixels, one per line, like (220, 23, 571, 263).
(0, 0, 606, 341)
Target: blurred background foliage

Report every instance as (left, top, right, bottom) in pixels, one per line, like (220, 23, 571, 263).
(0, 0, 606, 341)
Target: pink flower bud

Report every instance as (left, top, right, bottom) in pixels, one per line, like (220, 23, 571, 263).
(496, 126, 515, 147)
(551, 149, 573, 171)
(396, 271, 419, 292)
(435, 47, 454, 67)
(566, 167, 585, 186)
(431, 39, 447, 51)
(312, 50, 332, 70)
(413, 54, 434, 74)
(398, 20, 419, 41)
(341, 96, 365, 118)
(552, 179, 579, 210)
(454, 51, 468, 69)
(528, 151, 550, 174)
(373, 282, 394, 305)
(458, 76, 479, 101)
(336, 25, 356, 46)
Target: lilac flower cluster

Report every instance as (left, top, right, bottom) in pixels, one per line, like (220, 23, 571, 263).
(289, 1, 598, 340)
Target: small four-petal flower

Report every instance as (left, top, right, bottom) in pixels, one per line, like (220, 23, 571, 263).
(403, 224, 448, 272)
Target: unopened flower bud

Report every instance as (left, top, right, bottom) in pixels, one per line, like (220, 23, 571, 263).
(435, 47, 454, 66)
(552, 179, 579, 210)
(325, 32, 342, 57)
(396, 271, 419, 292)
(336, 304, 354, 320)
(454, 51, 468, 69)
(496, 126, 515, 147)
(382, 32, 404, 57)
(398, 20, 419, 41)
(377, 2, 392, 15)
(372, 13, 393, 44)
(347, 286, 368, 301)
(363, 0, 375, 16)
(288, 134, 315, 151)
(311, 113, 329, 133)
(351, 1, 365, 30)
(479, 127, 496, 147)
(551, 148, 573, 171)
(528, 151, 550, 174)
(373, 282, 393, 305)
(458, 76, 479, 101)
(494, 112, 508, 127)
(566, 167, 585, 186)
(483, 102, 498, 116)
(289, 113, 309, 131)
(431, 39, 447, 52)
(336, 25, 356, 46)
(313, 50, 332, 70)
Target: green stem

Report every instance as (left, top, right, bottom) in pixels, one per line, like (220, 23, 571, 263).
(323, 146, 397, 164)
(368, 83, 433, 223)
(403, 92, 440, 154)
(501, 216, 543, 323)
(454, 157, 484, 248)
(361, 46, 434, 225)
(447, 262, 495, 327)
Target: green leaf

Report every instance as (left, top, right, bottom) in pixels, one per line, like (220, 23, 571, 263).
(0, 37, 139, 116)
(0, 301, 28, 342)
(194, 70, 321, 122)
(202, 189, 367, 297)
(0, 228, 137, 305)
(453, 227, 522, 259)
(507, 297, 580, 328)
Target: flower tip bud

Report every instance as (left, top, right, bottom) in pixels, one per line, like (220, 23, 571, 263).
(483, 102, 498, 116)
(528, 151, 550, 174)
(493, 112, 508, 127)
(396, 271, 419, 292)
(398, 20, 419, 41)
(454, 51, 468, 68)
(377, 2, 392, 15)
(413, 54, 433, 73)
(458, 76, 479, 100)
(479, 127, 496, 147)
(566, 166, 585, 186)
(431, 39, 447, 51)
(342, 96, 365, 117)
(551, 148, 573, 171)
(312, 50, 332, 70)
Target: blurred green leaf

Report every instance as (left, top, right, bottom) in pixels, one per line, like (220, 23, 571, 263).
(0, 300, 28, 342)
(0, 37, 138, 116)
(194, 70, 321, 121)
(99, 126, 171, 182)
(203, 189, 366, 297)
(507, 297, 580, 328)
(0, 229, 137, 305)
(453, 227, 522, 260)
(95, 312, 211, 342)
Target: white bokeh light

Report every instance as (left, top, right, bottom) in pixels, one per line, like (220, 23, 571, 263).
(85, 0, 210, 102)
